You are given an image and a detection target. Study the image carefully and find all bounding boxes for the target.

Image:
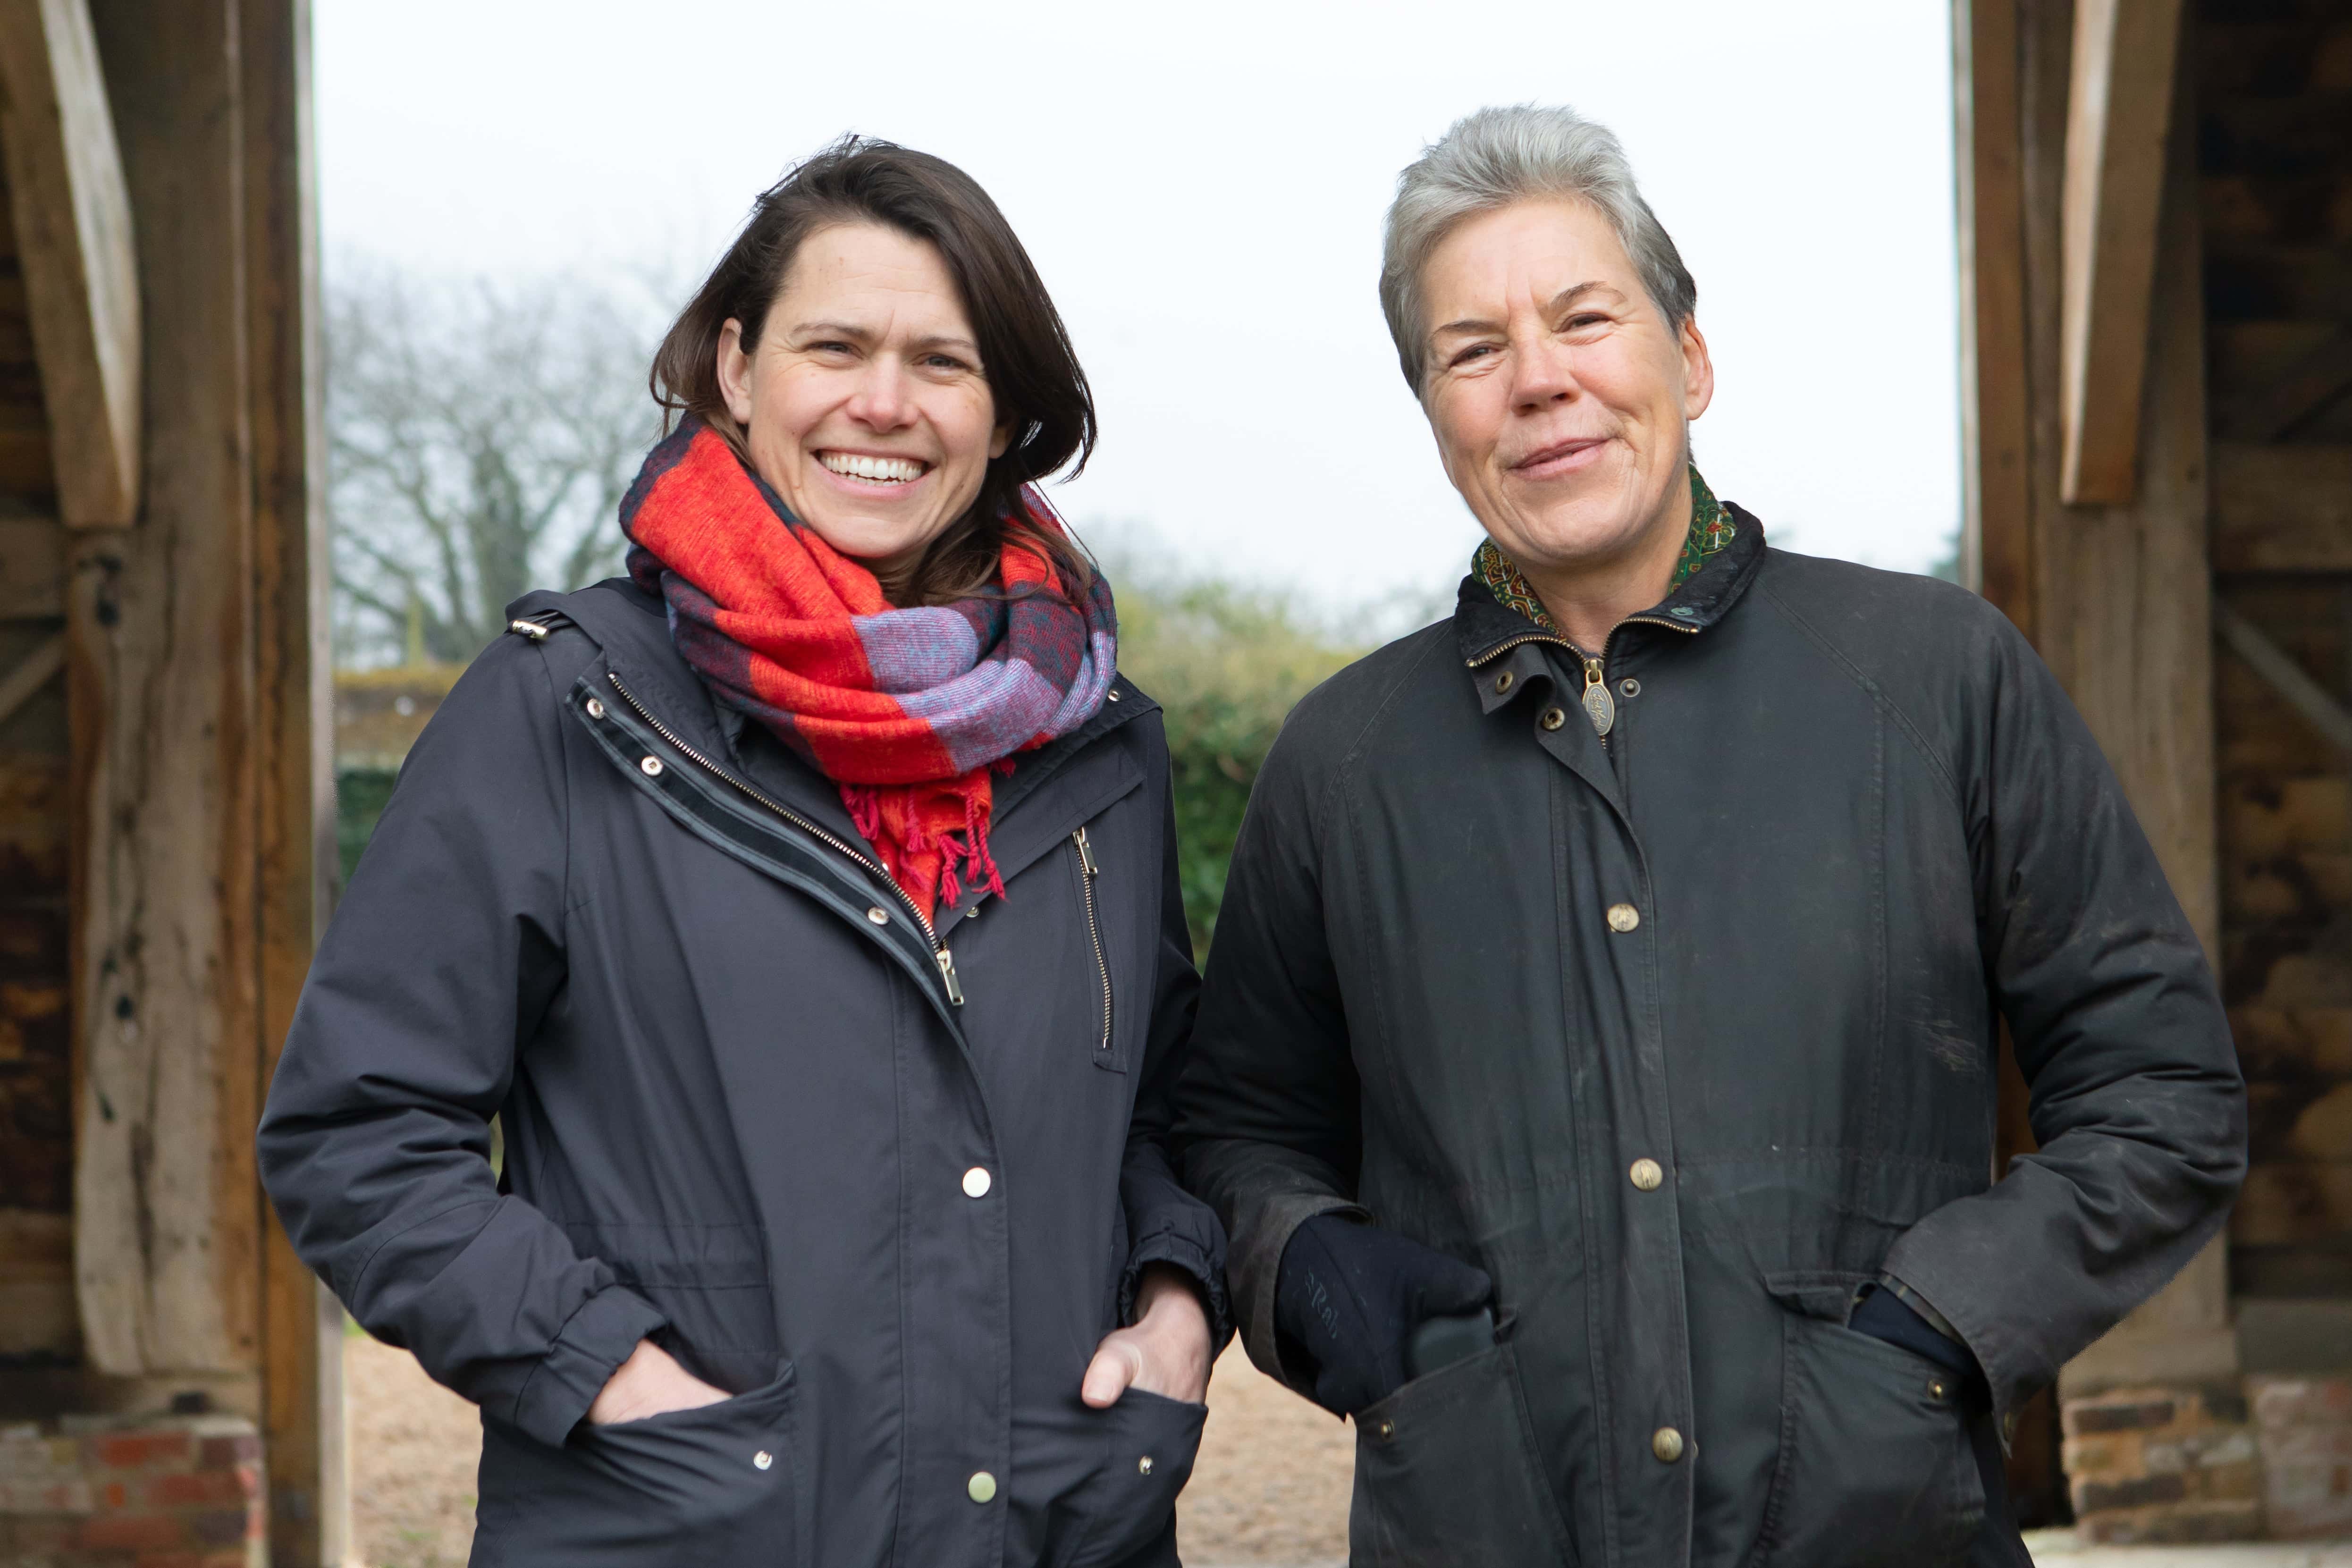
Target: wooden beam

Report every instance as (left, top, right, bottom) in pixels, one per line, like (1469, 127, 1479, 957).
(0, 624, 59, 724)
(73, 0, 259, 1379)
(2057, 0, 2186, 505)
(1956, 0, 2036, 635)
(2212, 599, 2352, 757)
(0, 514, 61, 616)
(2220, 323, 2352, 444)
(241, 0, 343, 1560)
(2209, 444, 2352, 573)
(0, 0, 138, 527)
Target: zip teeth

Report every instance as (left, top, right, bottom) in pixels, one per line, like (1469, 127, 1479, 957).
(602, 674, 954, 976)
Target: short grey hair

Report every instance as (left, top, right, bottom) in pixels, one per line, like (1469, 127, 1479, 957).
(1379, 104, 1698, 393)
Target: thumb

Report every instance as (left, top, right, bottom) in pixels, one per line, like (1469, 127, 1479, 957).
(1081, 1338, 1140, 1409)
(1416, 1256, 1495, 1318)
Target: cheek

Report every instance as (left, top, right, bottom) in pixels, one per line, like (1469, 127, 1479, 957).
(931, 386, 1001, 469)
(750, 362, 831, 445)
(1430, 387, 1500, 480)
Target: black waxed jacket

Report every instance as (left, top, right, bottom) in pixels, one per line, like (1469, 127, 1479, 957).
(259, 576, 1230, 1568)
(1176, 512, 2245, 1568)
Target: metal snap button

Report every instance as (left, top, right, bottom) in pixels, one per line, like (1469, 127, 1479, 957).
(967, 1470, 997, 1503)
(1669, 606, 1699, 619)
(866, 907, 891, 926)
(585, 697, 605, 719)
(1619, 678, 1640, 698)
(1652, 1426, 1685, 1462)
(1929, 1379, 1950, 1402)
(1107, 690, 1122, 702)
(1494, 671, 1515, 694)
(1540, 708, 1567, 731)
(753, 1450, 773, 1470)
(639, 756, 663, 777)
(962, 1166, 992, 1198)
(1138, 1455, 1154, 1475)
(1606, 903, 1640, 933)
(1374, 1417, 1396, 1442)
(1629, 1158, 1664, 1191)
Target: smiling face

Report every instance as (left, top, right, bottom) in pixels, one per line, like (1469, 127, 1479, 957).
(1419, 198, 1712, 587)
(717, 221, 1011, 585)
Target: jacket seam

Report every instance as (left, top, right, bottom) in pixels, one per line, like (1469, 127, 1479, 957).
(345, 1195, 501, 1306)
(1751, 576, 1967, 815)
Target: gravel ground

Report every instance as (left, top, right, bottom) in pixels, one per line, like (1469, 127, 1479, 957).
(346, 1335, 1353, 1568)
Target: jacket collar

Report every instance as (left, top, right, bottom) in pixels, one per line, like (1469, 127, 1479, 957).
(1454, 501, 1770, 674)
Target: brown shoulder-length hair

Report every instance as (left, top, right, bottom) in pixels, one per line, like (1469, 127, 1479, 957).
(651, 135, 1097, 607)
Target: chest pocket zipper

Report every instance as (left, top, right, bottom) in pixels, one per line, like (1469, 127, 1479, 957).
(1074, 827, 1113, 1062)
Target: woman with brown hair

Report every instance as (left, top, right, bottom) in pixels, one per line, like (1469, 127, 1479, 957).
(260, 136, 1227, 1566)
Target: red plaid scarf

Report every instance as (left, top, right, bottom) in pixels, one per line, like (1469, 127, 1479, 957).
(621, 421, 1117, 922)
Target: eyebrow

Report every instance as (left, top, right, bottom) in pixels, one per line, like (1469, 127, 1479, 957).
(1427, 280, 1626, 343)
(788, 320, 981, 355)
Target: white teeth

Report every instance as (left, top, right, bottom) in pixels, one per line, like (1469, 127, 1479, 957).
(820, 452, 925, 484)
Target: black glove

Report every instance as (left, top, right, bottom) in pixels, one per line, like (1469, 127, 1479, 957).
(1274, 1214, 1494, 1416)
(1848, 1283, 1978, 1380)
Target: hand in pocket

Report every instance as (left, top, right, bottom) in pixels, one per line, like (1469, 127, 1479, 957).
(588, 1339, 732, 1426)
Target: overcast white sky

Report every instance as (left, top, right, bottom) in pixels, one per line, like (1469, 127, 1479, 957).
(316, 0, 1961, 613)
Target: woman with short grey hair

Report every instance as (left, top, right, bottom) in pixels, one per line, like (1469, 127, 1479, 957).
(1181, 99, 2238, 1568)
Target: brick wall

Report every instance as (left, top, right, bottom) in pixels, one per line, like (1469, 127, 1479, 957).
(2253, 1375, 2352, 1539)
(0, 1413, 265, 1568)
(2061, 1384, 2264, 1543)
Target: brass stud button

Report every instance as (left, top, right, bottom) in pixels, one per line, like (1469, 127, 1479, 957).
(867, 907, 891, 926)
(1629, 1158, 1664, 1191)
(967, 1470, 997, 1504)
(1138, 1455, 1155, 1475)
(585, 697, 605, 719)
(1540, 707, 1567, 731)
(1375, 1417, 1396, 1441)
(1652, 1426, 1685, 1463)
(639, 756, 663, 777)
(1928, 1379, 1950, 1402)
(1619, 678, 1640, 698)
(1494, 670, 1515, 694)
(1606, 903, 1640, 933)
(1107, 689, 1122, 702)
(752, 1450, 773, 1471)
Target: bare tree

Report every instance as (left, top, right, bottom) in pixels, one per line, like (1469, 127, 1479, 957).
(327, 261, 665, 665)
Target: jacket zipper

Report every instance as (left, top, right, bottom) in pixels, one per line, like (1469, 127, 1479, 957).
(603, 671, 964, 1005)
(1073, 827, 1111, 1056)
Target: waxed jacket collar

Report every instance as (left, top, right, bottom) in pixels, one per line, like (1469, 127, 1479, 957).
(1453, 502, 1770, 672)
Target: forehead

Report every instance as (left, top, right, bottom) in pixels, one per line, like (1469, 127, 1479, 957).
(776, 221, 970, 325)
(1421, 198, 1640, 316)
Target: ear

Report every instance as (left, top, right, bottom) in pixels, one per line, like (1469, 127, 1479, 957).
(717, 319, 756, 427)
(989, 418, 1014, 462)
(1678, 316, 1715, 422)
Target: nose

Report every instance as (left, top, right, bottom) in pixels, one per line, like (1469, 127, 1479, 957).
(1509, 332, 1580, 412)
(845, 354, 919, 432)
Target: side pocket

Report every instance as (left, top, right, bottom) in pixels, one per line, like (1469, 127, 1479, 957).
(1072, 827, 1121, 1074)
(473, 1361, 798, 1568)
(1745, 1288, 1982, 1568)
(1060, 1389, 1207, 1568)
(1349, 1340, 1574, 1568)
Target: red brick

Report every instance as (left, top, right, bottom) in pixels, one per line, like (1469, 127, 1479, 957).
(2067, 1397, 2179, 1435)
(101, 1478, 129, 1509)
(82, 1511, 188, 1550)
(146, 1469, 253, 1509)
(93, 1433, 192, 1470)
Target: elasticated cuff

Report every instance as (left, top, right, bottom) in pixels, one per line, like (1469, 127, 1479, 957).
(509, 1284, 670, 1446)
(1120, 1231, 1235, 1351)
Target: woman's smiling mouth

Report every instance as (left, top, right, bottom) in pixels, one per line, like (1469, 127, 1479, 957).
(1510, 436, 1610, 481)
(818, 450, 930, 488)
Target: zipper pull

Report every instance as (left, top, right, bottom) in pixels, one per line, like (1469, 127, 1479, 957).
(1074, 826, 1098, 878)
(1580, 656, 1616, 738)
(935, 946, 965, 1007)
